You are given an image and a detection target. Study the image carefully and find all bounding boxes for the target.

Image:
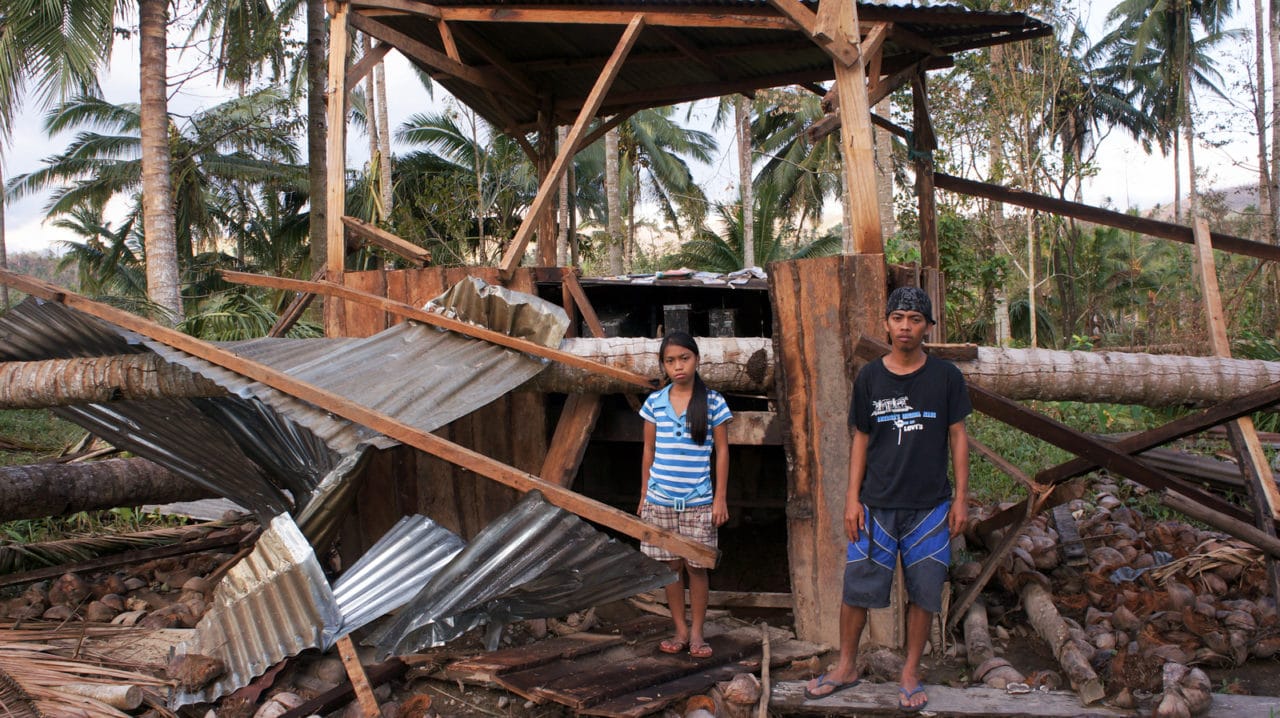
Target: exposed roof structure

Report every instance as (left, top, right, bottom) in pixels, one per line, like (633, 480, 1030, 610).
(351, 0, 1052, 132)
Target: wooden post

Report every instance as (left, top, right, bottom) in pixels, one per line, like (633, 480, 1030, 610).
(536, 112, 559, 268)
(325, 1, 351, 334)
(821, 0, 882, 255)
(1191, 217, 1280, 599)
(336, 636, 380, 717)
(770, 255, 887, 646)
(912, 72, 938, 272)
(540, 274, 609, 487)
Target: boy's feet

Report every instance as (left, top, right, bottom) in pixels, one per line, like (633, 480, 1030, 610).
(898, 683, 928, 712)
(803, 672, 862, 700)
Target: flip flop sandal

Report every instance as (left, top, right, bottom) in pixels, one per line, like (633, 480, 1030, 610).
(898, 684, 928, 713)
(803, 674, 862, 700)
(689, 641, 714, 659)
(658, 638, 688, 654)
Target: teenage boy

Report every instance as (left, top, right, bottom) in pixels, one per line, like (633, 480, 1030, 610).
(804, 286, 971, 713)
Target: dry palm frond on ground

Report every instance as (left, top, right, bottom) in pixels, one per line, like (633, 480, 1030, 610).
(0, 641, 173, 717)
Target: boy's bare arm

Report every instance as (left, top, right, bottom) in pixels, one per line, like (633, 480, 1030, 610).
(846, 429, 870, 540)
(948, 420, 970, 536)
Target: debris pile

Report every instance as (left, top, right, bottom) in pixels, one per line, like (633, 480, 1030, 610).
(960, 476, 1280, 713)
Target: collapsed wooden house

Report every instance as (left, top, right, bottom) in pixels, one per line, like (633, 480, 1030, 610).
(5, 0, 1280, 714)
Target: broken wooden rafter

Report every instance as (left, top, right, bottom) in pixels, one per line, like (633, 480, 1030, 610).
(541, 274, 611, 487)
(499, 14, 646, 277)
(341, 216, 431, 266)
(935, 172, 1280, 263)
(268, 267, 327, 337)
(0, 270, 717, 568)
(221, 269, 656, 390)
(437, 19, 460, 60)
(349, 13, 523, 97)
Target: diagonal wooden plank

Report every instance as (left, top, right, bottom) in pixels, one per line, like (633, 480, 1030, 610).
(540, 393, 604, 488)
(346, 41, 392, 88)
(341, 216, 431, 266)
(349, 13, 520, 96)
(499, 15, 647, 277)
(0, 270, 718, 568)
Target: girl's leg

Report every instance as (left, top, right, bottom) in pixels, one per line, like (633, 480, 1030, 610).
(687, 565, 710, 655)
(660, 559, 689, 651)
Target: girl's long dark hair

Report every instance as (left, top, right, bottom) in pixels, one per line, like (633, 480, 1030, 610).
(660, 331, 709, 445)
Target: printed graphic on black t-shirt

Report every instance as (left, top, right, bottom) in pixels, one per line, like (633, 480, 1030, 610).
(850, 356, 972, 509)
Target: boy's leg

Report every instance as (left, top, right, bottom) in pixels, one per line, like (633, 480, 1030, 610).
(804, 603, 866, 696)
(899, 603, 931, 709)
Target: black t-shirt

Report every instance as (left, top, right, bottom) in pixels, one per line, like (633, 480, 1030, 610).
(849, 355, 972, 509)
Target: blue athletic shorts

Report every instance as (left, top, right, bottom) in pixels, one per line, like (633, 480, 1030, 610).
(843, 502, 951, 613)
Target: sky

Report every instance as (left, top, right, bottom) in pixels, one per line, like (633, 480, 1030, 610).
(1, 0, 1266, 256)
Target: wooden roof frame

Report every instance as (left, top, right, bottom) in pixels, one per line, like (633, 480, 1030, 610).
(322, 0, 1052, 282)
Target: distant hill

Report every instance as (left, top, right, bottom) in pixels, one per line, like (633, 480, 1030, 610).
(1145, 184, 1265, 223)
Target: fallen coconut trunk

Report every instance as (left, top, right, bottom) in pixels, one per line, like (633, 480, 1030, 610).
(0, 457, 212, 521)
(1021, 582, 1106, 705)
(1161, 490, 1280, 560)
(2, 344, 1280, 407)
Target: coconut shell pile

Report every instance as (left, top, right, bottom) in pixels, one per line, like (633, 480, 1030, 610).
(958, 476, 1280, 714)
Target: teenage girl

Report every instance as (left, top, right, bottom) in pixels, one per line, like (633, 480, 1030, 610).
(638, 331, 732, 659)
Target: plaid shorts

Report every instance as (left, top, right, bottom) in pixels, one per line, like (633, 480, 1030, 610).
(640, 503, 717, 569)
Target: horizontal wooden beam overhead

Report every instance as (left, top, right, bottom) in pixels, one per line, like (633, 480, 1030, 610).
(594, 408, 782, 446)
(350, 0, 441, 19)
(432, 5, 795, 31)
(934, 172, 1280, 263)
(221, 270, 657, 390)
(0, 270, 716, 568)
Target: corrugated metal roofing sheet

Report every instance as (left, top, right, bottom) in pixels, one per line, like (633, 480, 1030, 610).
(367, 490, 676, 657)
(332, 515, 466, 636)
(174, 514, 342, 708)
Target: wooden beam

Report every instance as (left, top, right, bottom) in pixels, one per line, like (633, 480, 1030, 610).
(1162, 490, 1280, 560)
(913, 72, 938, 271)
(349, 13, 523, 97)
(522, 38, 815, 75)
(434, 5, 794, 31)
(574, 109, 638, 153)
(341, 216, 431, 266)
(769, 0, 859, 67)
(437, 19, 460, 61)
(594, 408, 782, 446)
(499, 14, 646, 277)
(0, 270, 717, 568)
(540, 394, 604, 487)
(326, 2, 352, 280)
(827, 0, 882, 254)
(889, 24, 943, 56)
(346, 41, 392, 88)
(336, 637, 380, 718)
(350, 0, 441, 19)
(1191, 216, 1280, 597)
(562, 273, 605, 337)
(269, 267, 327, 337)
(221, 270, 657, 390)
(934, 172, 1280, 263)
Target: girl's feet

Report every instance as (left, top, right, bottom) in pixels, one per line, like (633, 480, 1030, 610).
(658, 637, 688, 654)
(689, 641, 713, 659)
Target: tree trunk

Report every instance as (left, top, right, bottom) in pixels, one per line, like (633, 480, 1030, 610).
(737, 95, 754, 268)
(5, 345, 1280, 408)
(1255, 0, 1273, 245)
(1021, 582, 1105, 705)
(606, 128, 624, 275)
(0, 161, 8, 310)
(139, 0, 183, 324)
(0, 457, 211, 522)
(363, 35, 381, 222)
(375, 60, 392, 218)
(1271, 0, 1280, 249)
(307, 0, 327, 279)
(874, 96, 896, 238)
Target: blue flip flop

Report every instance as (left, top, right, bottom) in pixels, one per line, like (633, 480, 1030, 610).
(898, 684, 928, 713)
(803, 673, 862, 700)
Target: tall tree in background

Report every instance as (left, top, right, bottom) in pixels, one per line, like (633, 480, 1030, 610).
(1105, 0, 1237, 221)
(605, 127, 624, 274)
(138, 0, 182, 322)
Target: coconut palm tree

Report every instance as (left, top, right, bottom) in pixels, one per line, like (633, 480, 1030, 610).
(665, 184, 840, 272)
(1102, 0, 1240, 221)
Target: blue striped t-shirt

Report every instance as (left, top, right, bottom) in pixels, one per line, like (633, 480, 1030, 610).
(640, 384, 732, 508)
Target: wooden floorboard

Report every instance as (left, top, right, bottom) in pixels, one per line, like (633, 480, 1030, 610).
(771, 681, 1280, 717)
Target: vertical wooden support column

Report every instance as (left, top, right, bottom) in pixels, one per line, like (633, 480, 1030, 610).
(1191, 218, 1280, 599)
(912, 72, 938, 271)
(770, 254, 887, 645)
(324, 1, 351, 335)
(820, 0, 882, 255)
(536, 113, 559, 268)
